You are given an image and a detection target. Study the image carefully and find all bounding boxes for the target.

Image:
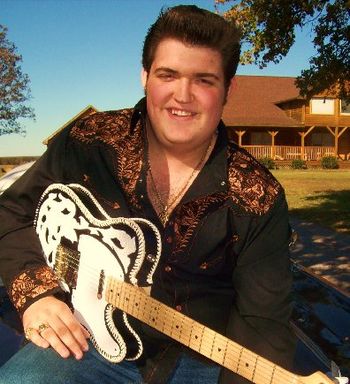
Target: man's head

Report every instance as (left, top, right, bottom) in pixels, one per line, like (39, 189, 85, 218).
(142, 5, 241, 90)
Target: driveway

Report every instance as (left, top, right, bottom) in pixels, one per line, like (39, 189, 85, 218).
(290, 216, 350, 295)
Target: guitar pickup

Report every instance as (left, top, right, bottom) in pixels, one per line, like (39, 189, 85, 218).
(55, 243, 80, 290)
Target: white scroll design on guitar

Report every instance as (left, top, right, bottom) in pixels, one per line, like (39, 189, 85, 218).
(34, 183, 161, 362)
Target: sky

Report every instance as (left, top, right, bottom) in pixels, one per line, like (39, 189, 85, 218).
(1, 0, 316, 157)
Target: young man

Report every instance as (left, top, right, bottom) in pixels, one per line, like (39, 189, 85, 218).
(0, 5, 296, 383)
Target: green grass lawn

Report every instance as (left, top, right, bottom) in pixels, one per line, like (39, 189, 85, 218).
(271, 169, 350, 234)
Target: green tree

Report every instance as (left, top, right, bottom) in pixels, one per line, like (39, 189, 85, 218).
(216, 0, 350, 101)
(0, 24, 35, 136)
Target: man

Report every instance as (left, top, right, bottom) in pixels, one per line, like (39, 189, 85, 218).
(0, 5, 296, 383)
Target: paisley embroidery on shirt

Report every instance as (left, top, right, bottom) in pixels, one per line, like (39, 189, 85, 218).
(70, 109, 144, 209)
(9, 265, 60, 313)
(227, 146, 282, 215)
(172, 193, 226, 258)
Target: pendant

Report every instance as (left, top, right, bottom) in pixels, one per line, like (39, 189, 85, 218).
(159, 210, 169, 226)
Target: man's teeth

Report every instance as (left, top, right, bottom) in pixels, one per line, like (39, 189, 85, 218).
(171, 109, 193, 116)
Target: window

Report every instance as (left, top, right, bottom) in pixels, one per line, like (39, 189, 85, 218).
(310, 98, 335, 115)
(250, 132, 271, 145)
(340, 100, 350, 115)
(311, 132, 333, 146)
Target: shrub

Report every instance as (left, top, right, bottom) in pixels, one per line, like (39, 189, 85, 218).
(291, 159, 307, 169)
(258, 157, 276, 170)
(321, 156, 339, 169)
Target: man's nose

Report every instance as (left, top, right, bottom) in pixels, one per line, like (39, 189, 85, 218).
(174, 79, 193, 103)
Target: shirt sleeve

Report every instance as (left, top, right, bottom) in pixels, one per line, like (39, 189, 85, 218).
(0, 129, 71, 316)
(220, 194, 296, 384)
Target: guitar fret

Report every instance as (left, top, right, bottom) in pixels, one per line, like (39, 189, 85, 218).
(210, 336, 230, 367)
(238, 348, 257, 381)
(189, 323, 205, 353)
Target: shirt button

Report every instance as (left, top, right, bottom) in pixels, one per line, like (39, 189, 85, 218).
(220, 181, 226, 186)
(164, 265, 172, 272)
(140, 194, 144, 199)
(232, 234, 239, 241)
(175, 305, 182, 312)
(166, 236, 173, 243)
(146, 254, 156, 263)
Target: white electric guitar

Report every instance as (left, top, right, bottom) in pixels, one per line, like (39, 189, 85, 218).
(34, 184, 348, 384)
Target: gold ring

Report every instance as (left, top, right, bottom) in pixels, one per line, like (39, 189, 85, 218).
(24, 327, 36, 340)
(38, 323, 50, 334)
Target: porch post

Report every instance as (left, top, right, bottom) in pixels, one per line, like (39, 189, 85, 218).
(235, 130, 246, 147)
(299, 126, 315, 160)
(326, 126, 338, 158)
(268, 131, 278, 159)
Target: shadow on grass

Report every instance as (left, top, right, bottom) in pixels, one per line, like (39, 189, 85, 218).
(290, 190, 350, 234)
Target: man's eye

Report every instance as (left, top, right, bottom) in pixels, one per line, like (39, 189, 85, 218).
(158, 73, 174, 80)
(198, 78, 214, 86)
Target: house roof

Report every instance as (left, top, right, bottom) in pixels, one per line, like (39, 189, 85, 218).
(42, 105, 98, 145)
(222, 75, 303, 128)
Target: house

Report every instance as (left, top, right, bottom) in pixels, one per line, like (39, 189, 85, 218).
(223, 75, 350, 161)
(43, 105, 98, 145)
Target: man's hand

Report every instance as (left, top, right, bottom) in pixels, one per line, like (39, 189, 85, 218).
(23, 296, 90, 359)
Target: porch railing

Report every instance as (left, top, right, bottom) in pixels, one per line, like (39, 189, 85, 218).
(241, 145, 336, 161)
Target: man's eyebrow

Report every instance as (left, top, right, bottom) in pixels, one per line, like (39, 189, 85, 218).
(154, 67, 178, 74)
(154, 67, 220, 80)
(194, 72, 220, 81)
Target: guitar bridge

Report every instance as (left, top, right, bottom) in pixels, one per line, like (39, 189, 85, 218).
(97, 269, 105, 300)
(55, 243, 80, 289)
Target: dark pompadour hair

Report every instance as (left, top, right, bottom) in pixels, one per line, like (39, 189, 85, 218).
(142, 5, 241, 89)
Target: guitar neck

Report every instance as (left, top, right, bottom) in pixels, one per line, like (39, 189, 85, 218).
(105, 277, 333, 384)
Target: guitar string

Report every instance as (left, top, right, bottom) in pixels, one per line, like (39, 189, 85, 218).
(55, 252, 304, 384)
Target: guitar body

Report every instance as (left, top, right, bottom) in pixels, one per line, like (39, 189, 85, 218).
(34, 183, 161, 362)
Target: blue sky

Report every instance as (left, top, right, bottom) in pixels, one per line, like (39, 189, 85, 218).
(1, 0, 316, 156)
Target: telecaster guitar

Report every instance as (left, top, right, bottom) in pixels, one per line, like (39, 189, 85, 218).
(35, 183, 348, 384)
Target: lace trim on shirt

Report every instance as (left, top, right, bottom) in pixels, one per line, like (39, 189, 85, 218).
(9, 265, 60, 312)
(227, 146, 282, 215)
(70, 109, 144, 209)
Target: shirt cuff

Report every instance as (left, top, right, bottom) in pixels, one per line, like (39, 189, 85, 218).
(8, 265, 62, 316)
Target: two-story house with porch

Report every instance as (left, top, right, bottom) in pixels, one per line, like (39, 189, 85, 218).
(222, 75, 350, 162)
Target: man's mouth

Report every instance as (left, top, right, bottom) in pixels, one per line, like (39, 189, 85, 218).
(169, 109, 195, 117)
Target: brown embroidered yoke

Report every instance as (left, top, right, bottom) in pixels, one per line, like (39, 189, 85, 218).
(0, 98, 295, 384)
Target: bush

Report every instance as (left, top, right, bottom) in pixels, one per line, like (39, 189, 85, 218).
(291, 159, 307, 169)
(321, 156, 339, 169)
(259, 157, 276, 169)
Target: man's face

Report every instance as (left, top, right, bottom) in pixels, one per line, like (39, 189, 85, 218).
(142, 38, 231, 151)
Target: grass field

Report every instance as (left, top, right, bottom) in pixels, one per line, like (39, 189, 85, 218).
(272, 169, 350, 234)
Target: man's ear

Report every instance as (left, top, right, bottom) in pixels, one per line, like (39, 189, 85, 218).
(141, 68, 148, 89)
(227, 77, 236, 98)
(224, 77, 236, 104)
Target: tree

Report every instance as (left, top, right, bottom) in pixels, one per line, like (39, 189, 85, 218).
(0, 24, 35, 136)
(216, 0, 350, 101)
